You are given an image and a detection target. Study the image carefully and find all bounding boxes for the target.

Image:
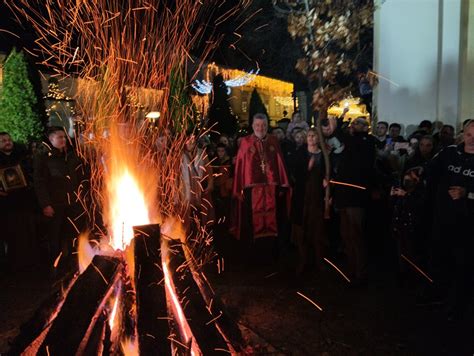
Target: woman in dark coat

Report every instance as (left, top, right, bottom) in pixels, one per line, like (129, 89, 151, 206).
(291, 128, 327, 274)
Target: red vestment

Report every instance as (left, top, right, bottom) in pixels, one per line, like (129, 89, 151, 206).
(231, 134, 290, 239)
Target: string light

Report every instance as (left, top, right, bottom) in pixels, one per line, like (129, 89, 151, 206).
(44, 81, 76, 117)
(191, 68, 260, 95)
(44, 81, 72, 101)
(274, 96, 294, 107)
(191, 80, 213, 94)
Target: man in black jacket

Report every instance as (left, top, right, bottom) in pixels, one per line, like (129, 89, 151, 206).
(331, 117, 377, 285)
(426, 120, 474, 319)
(34, 127, 85, 270)
(0, 132, 38, 271)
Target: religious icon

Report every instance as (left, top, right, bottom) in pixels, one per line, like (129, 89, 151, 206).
(0, 165, 28, 192)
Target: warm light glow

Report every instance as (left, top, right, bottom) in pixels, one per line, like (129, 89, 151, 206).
(206, 63, 293, 96)
(121, 338, 139, 356)
(108, 168, 150, 250)
(162, 241, 200, 355)
(163, 262, 191, 341)
(77, 232, 96, 273)
(109, 293, 120, 330)
(327, 97, 370, 121)
(161, 217, 186, 242)
(145, 111, 161, 119)
(274, 96, 294, 107)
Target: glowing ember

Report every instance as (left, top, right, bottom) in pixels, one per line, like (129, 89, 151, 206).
(78, 232, 96, 273)
(120, 338, 139, 356)
(107, 168, 150, 250)
(162, 244, 201, 355)
(163, 262, 192, 342)
(109, 293, 120, 330)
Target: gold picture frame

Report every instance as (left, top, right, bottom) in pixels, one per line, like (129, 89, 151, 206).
(0, 164, 28, 192)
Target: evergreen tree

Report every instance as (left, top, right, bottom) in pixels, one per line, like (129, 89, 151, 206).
(208, 74, 238, 139)
(0, 48, 43, 144)
(248, 88, 269, 128)
(26, 54, 48, 126)
(168, 66, 195, 133)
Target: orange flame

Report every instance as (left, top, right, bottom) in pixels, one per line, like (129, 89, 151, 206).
(103, 124, 158, 251)
(161, 217, 186, 242)
(161, 241, 200, 355)
(77, 232, 96, 273)
(120, 337, 139, 356)
(107, 168, 150, 250)
(109, 293, 120, 331)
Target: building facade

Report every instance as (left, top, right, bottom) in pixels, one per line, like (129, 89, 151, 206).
(374, 0, 474, 134)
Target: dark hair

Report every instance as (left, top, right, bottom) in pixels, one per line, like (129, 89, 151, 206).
(419, 134, 434, 143)
(0, 131, 11, 137)
(419, 120, 432, 129)
(377, 121, 388, 129)
(320, 118, 329, 127)
(291, 127, 304, 136)
(47, 126, 65, 137)
(271, 127, 284, 133)
(389, 123, 401, 130)
(253, 113, 268, 122)
(441, 124, 454, 131)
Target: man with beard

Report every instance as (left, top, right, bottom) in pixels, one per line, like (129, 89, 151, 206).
(331, 116, 377, 286)
(0, 132, 37, 271)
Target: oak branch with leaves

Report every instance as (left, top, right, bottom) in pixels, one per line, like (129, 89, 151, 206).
(274, 0, 374, 110)
(274, 0, 374, 217)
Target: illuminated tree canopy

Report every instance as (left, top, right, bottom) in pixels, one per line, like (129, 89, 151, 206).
(0, 48, 43, 144)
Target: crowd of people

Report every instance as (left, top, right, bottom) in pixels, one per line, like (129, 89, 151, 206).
(0, 127, 87, 275)
(1, 110, 473, 320)
(200, 111, 474, 321)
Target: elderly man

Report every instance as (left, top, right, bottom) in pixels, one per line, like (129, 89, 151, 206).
(232, 113, 290, 249)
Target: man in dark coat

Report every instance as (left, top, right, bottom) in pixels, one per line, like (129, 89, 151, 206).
(331, 117, 376, 285)
(34, 127, 85, 269)
(0, 132, 38, 271)
(426, 120, 474, 319)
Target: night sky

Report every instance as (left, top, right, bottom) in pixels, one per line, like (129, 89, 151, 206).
(0, 1, 304, 86)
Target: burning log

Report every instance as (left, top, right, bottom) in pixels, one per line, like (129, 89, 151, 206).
(82, 312, 109, 355)
(197, 272, 245, 351)
(8, 273, 78, 355)
(37, 255, 122, 355)
(181, 244, 245, 351)
(133, 224, 171, 355)
(166, 239, 229, 354)
(118, 274, 137, 354)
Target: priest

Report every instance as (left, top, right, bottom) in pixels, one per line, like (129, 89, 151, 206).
(231, 113, 291, 244)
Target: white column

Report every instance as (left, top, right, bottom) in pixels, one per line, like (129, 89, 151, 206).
(374, 0, 463, 135)
(438, 0, 462, 126)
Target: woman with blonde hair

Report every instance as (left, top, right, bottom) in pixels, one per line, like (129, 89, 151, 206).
(290, 128, 328, 274)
